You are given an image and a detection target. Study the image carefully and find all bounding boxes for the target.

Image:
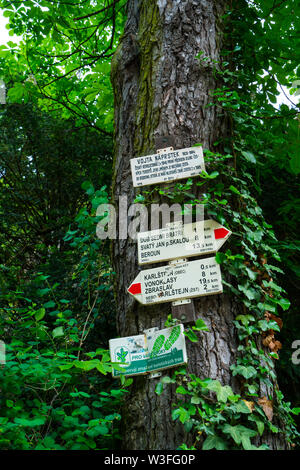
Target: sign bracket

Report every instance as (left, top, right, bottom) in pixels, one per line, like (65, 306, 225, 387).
(148, 371, 162, 379)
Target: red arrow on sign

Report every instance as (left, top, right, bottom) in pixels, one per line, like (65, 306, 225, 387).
(128, 282, 142, 295)
(214, 227, 230, 240)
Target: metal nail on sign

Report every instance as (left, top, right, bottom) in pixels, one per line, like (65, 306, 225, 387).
(137, 219, 231, 265)
(130, 146, 205, 187)
(109, 324, 187, 377)
(128, 257, 223, 305)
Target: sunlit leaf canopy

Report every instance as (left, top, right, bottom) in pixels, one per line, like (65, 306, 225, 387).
(0, 0, 128, 134)
(0, 0, 298, 131)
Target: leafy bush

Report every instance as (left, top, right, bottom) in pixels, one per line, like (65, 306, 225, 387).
(0, 184, 130, 450)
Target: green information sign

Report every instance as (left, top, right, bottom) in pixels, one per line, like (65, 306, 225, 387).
(109, 324, 187, 377)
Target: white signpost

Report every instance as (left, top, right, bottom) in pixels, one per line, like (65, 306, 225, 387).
(109, 324, 187, 377)
(127, 257, 222, 305)
(130, 146, 205, 187)
(137, 219, 231, 265)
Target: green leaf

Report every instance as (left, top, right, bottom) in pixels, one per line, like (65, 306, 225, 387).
(184, 329, 198, 343)
(191, 395, 201, 405)
(202, 434, 228, 450)
(14, 417, 46, 427)
(232, 400, 252, 414)
(176, 386, 188, 395)
(43, 300, 56, 309)
(155, 382, 164, 395)
(223, 424, 257, 449)
(192, 318, 209, 332)
(277, 297, 290, 311)
(231, 364, 257, 379)
(238, 284, 260, 301)
(172, 407, 191, 424)
(248, 415, 265, 436)
(7, 83, 25, 102)
(215, 252, 226, 264)
(241, 150, 256, 164)
(229, 185, 242, 195)
(52, 326, 64, 338)
(236, 314, 255, 326)
(35, 308, 45, 321)
(207, 380, 233, 403)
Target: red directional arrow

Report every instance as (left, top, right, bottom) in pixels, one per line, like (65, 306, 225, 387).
(128, 282, 142, 295)
(214, 227, 230, 240)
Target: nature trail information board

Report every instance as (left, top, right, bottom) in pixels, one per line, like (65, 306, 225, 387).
(109, 324, 187, 377)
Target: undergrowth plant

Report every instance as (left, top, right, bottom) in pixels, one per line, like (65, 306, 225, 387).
(0, 184, 130, 450)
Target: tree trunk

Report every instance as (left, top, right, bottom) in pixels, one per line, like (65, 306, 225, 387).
(110, 0, 287, 450)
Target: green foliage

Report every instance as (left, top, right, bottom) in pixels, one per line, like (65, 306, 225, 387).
(0, 184, 130, 450)
(0, 103, 112, 271)
(157, 368, 298, 450)
(0, 0, 299, 452)
(0, 0, 127, 134)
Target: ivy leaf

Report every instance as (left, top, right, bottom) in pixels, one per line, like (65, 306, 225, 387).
(192, 318, 209, 332)
(202, 434, 228, 450)
(172, 407, 191, 424)
(223, 424, 257, 449)
(248, 415, 265, 436)
(236, 314, 255, 326)
(231, 364, 257, 379)
(276, 297, 290, 311)
(238, 284, 260, 301)
(232, 400, 252, 414)
(207, 380, 233, 403)
(184, 329, 198, 343)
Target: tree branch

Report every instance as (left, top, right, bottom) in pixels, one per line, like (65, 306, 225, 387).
(73, 0, 122, 21)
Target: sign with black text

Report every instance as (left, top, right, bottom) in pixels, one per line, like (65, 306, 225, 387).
(128, 257, 222, 305)
(130, 146, 205, 187)
(137, 219, 231, 265)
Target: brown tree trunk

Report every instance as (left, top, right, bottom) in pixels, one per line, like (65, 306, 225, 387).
(110, 0, 287, 450)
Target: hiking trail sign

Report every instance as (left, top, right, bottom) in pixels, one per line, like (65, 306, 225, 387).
(109, 324, 187, 377)
(130, 146, 205, 187)
(127, 257, 222, 305)
(137, 219, 231, 265)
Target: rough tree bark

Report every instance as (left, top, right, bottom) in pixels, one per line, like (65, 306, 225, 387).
(110, 0, 287, 450)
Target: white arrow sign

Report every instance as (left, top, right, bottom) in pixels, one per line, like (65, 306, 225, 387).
(128, 257, 222, 305)
(130, 146, 205, 187)
(137, 219, 231, 265)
